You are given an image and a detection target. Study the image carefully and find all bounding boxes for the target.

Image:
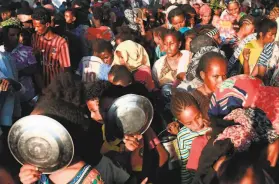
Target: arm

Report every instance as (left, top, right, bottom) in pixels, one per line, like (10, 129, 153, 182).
(242, 48, 251, 75)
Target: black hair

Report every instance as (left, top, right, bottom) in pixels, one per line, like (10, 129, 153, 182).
(65, 8, 77, 17)
(92, 6, 104, 22)
(34, 98, 102, 165)
(152, 26, 168, 39)
(31, 7, 51, 24)
(218, 151, 266, 184)
(115, 27, 136, 43)
(168, 7, 185, 24)
(17, 7, 33, 16)
(256, 18, 277, 39)
(184, 29, 197, 39)
(181, 4, 196, 15)
(164, 29, 182, 42)
(92, 39, 113, 54)
(190, 34, 216, 53)
(42, 72, 84, 107)
(0, 5, 12, 14)
(109, 65, 133, 86)
(84, 80, 111, 101)
(196, 51, 227, 80)
(170, 88, 199, 118)
(239, 14, 255, 27)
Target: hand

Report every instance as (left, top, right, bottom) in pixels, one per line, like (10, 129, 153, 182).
(19, 164, 41, 184)
(243, 48, 251, 61)
(123, 134, 143, 152)
(136, 18, 144, 25)
(167, 122, 180, 135)
(0, 79, 10, 91)
(141, 177, 148, 184)
(213, 156, 226, 171)
(267, 139, 279, 167)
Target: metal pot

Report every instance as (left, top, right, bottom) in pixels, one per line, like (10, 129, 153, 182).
(160, 136, 181, 170)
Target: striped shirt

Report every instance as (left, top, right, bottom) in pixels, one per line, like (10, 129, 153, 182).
(32, 33, 71, 86)
(177, 126, 209, 184)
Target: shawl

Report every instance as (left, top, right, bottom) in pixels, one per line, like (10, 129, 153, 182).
(215, 108, 279, 152)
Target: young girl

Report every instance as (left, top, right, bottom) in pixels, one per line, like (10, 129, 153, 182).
(168, 8, 189, 34)
(170, 89, 210, 184)
(152, 29, 191, 88)
(152, 26, 167, 61)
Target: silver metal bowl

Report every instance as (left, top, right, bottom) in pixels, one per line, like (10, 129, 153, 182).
(8, 115, 74, 174)
(107, 94, 154, 135)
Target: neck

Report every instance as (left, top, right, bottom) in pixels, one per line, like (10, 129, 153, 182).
(198, 84, 212, 97)
(167, 51, 182, 61)
(237, 29, 246, 40)
(256, 38, 265, 48)
(42, 30, 55, 40)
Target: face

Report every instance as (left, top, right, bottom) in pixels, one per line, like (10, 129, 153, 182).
(171, 15, 186, 31)
(193, 4, 200, 15)
(98, 50, 113, 65)
(64, 11, 75, 24)
(4, 28, 20, 51)
(178, 105, 206, 132)
(227, 2, 240, 17)
(242, 24, 255, 37)
(185, 37, 193, 51)
(116, 51, 126, 64)
(269, 12, 276, 21)
(115, 38, 122, 46)
(201, 57, 227, 93)
(108, 74, 114, 83)
(213, 33, 222, 45)
(262, 28, 277, 45)
(1, 11, 11, 21)
(87, 99, 103, 123)
(33, 19, 50, 36)
(164, 34, 181, 58)
(188, 13, 196, 27)
(201, 13, 211, 24)
(214, 8, 222, 16)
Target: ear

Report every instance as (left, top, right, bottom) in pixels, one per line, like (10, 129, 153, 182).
(200, 71, 206, 81)
(259, 32, 263, 38)
(72, 16, 76, 22)
(45, 22, 50, 28)
(179, 41, 182, 48)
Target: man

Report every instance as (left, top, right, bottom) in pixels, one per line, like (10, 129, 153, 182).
(31, 7, 71, 86)
(1, 18, 41, 116)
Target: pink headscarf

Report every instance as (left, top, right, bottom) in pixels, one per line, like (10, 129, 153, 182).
(200, 4, 212, 16)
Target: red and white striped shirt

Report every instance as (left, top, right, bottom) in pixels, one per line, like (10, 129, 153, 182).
(32, 33, 71, 86)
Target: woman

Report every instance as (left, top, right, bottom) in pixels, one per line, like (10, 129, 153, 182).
(168, 7, 189, 34)
(239, 18, 277, 75)
(113, 40, 155, 91)
(196, 4, 212, 27)
(152, 29, 191, 88)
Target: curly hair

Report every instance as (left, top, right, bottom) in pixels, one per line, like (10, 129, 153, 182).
(84, 80, 112, 102)
(170, 88, 199, 118)
(31, 7, 51, 24)
(42, 72, 84, 107)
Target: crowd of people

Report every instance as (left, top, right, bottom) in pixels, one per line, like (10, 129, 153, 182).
(1, 0, 279, 183)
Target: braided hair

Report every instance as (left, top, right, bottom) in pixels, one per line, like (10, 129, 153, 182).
(170, 89, 199, 118)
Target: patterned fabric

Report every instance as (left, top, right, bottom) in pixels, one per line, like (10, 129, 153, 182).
(0, 17, 21, 28)
(124, 9, 139, 32)
(209, 74, 279, 134)
(186, 46, 225, 81)
(206, 28, 219, 38)
(209, 75, 263, 117)
(215, 108, 279, 152)
(86, 26, 114, 41)
(38, 164, 104, 184)
(32, 34, 71, 86)
(257, 43, 275, 67)
(152, 50, 191, 87)
(9, 44, 37, 102)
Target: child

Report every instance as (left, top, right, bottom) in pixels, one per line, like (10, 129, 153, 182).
(152, 26, 167, 61)
(197, 4, 212, 27)
(170, 89, 211, 184)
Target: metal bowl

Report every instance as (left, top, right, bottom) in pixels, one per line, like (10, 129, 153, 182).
(107, 94, 153, 135)
(8, 115, 74, 174)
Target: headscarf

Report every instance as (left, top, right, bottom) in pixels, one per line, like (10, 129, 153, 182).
(214, 108, 279, 152)
(209, 74, 279, 134)
(113, 40, 150, 72)
(124, 9, 139, 31)
(224, 0, 239, 7)
(0, 17, 21, 28)
(200, 4, 212, 16)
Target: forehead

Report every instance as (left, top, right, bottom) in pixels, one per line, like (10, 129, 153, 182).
(171, 14, 185, 21)
(178, 105, 200, 121)
(33, 19, 43, 25)
(227, 2, 239, 9)
(164, 34, 178, 41)
(205, 57, 227, 72)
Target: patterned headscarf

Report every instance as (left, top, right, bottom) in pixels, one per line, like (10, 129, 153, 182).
(209, 74, 279, 134)
(0, 17, 21, 29)
(206, 28, 219, 38)
(215, 108, 279, 152)
(113, 40, 150, 72)
(224, 0, 240, 7)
